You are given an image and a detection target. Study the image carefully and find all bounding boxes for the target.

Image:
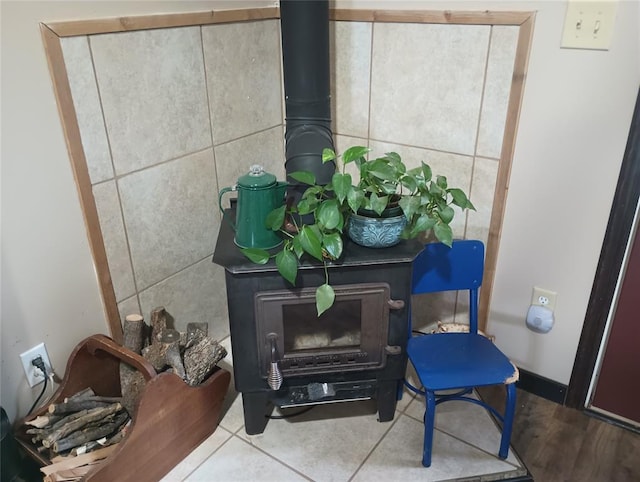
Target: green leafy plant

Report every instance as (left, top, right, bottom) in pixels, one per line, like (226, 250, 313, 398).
(241, 146, 475, 316)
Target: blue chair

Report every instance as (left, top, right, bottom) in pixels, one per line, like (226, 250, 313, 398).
(406, 240, 518, 467)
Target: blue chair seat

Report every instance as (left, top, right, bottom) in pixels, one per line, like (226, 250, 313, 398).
(407, 333, 517, 391)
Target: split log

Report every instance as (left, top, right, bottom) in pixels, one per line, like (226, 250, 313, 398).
(52, 412, 128, 453)
(120, 313, 148, 416)
(142, 329, 186, 379)
(185, 322, 208, 349)
(41, 403, 123, 448)
(149, 306, 168, 342)
(183, 337, 227, 386)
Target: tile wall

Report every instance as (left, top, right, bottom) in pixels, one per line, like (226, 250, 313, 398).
(61, 16, 518, 337)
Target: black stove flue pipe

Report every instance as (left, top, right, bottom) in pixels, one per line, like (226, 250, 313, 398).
(280, 0, 336, 205)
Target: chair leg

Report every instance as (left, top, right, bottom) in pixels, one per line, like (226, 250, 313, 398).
(422, 390, 436, 467)
(499, 383, 517, 459)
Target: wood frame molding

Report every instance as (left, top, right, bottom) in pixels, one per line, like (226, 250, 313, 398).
(40, 6, 534, 339)
(566, 87, 640, 409)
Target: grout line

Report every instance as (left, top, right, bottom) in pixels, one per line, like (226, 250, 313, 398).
(135, 252, 215, 294)
(176, 427, 235, 482)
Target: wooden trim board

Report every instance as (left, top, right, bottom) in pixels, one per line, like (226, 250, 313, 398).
(40, 6, 535, 337)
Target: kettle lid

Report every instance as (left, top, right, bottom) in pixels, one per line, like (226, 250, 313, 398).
(237, 164, 277, 188)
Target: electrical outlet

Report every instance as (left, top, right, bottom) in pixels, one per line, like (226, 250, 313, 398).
(531, 287, 557, 311)
(19, 343, 52, 388)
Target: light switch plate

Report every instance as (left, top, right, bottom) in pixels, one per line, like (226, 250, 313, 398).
(561, 0, 618, 50)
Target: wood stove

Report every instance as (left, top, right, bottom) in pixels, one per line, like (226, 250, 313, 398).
(213, 211, 423, 434)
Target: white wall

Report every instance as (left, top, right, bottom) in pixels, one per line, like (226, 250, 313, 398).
(0, 0, 276, 423)
(336, 0, 639, 384)
(1, 0, 638, 422)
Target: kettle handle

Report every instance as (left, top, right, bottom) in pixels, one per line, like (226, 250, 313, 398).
(218, 186, 236, 230)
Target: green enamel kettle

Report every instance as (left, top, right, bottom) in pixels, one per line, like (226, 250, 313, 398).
(218, 165, 287, 249)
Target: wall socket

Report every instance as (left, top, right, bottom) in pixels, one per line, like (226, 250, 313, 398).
(19, 342, 52, 388)
(531, 287, 557, 311)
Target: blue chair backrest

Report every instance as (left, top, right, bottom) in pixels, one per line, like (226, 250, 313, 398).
(412, 240, 485, 334)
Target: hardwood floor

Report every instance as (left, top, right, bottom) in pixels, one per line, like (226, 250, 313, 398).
(478, 387, 640, 482)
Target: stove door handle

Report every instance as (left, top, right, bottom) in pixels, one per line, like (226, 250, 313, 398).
(267, 334, 283, 391)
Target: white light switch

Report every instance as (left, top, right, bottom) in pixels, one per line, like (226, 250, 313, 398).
(561, 0, 618, 50)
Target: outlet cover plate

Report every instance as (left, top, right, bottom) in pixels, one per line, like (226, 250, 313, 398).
(532, 287, 557, 311)
(19, 343, 52, 388)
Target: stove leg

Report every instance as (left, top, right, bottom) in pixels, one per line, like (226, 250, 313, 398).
(377, 380, 399, 422)
(242, 392, 273, 435)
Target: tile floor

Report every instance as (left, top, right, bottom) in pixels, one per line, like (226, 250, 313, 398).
(161, 336, 528, 482)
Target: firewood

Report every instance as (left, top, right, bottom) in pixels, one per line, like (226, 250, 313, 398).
(120, 313, 149, 416)
(183, 337, 227, 386)
(48, 399, 117, 415)
(52, 412, 128, 453)
(26, 414, 63, 428)
(185, 322, 208, 348)
(41, 403, 123, 448)
(64, 388, 95, 402)
(40, 444, 118, 476)
(149, 306, 168, 342)
(142, 329, 186, 379)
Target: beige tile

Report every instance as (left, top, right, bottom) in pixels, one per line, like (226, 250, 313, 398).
(160, 427, 233, 482)
(138, 258, 229, 341)
(118, 149, 218, 290)
(215, 336, 247, 434)
(214, 126, 286, 207)
(331, 21, 372, 139)
(186, 436, 307, 481)
(90, 27, 210, 175)
(477, 26, 519, 159)
(238, 401, 392, 481)
(203, 20, 282, 144)
(353, 413, 520, 481)
(466, 156, 499, 245)
(92, 181, 136, 301)
(61, 36, 113, 184)
(370, 23, 490, 155)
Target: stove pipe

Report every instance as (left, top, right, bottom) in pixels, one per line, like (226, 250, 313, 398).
(280, 0, 336, 202)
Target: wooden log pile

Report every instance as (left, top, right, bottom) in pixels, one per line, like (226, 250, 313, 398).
(120, 307, 227, 416)
(24, 388, 130, 481)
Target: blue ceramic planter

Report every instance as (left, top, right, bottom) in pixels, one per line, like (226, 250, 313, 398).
(347, 211, 407, 248)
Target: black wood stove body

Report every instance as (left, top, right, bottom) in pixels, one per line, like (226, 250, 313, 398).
(213, 211, 423, 434)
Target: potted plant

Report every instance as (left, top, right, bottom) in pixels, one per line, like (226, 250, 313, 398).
(241, 146, 475, 315)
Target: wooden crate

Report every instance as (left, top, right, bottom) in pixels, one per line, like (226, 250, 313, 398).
(16, 334, 231, 481)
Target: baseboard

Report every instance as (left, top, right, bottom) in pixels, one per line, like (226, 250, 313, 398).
(516, 369, 567, 405)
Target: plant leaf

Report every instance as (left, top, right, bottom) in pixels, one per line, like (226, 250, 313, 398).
(299, 225, 323, 261)
(332, 172, 352, 204)
(410, 214, 437, 238)
(316, 199, 342, 230)
(438, 205, 455, 224)
(241, 248, 270, 264)
(289, 170, 316, 185)
(322, 232, 343, 260)
(436, 175, 448, 190)
(316, 284, 335, 316)
(434, 222, 453, 247)
(370, 193, 389, 216)
(342, 146, 370, 165)
(448, 188, 476, 210)
(399, 195, 421, 221)
(347, 187, 365, 213)
(292, 236, 304, 258)
(322, 148, 337, 163)
(276, 249, 298, 285)
(385, 151, 401, 163)
(421, 162, 432, 182)
(265, 205, 286, 231)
